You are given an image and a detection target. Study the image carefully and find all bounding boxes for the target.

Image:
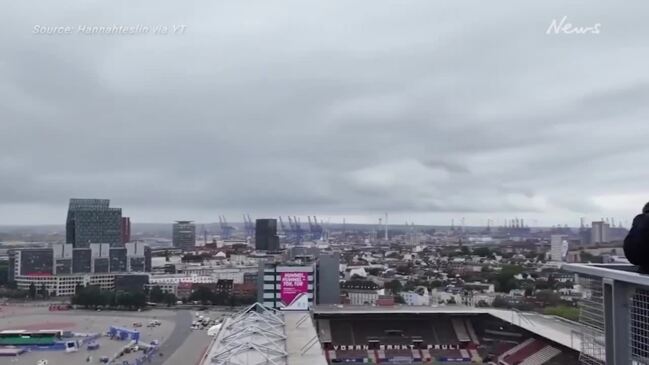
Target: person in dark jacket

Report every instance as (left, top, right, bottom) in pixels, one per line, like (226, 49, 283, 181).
(624, 202, 649, 272)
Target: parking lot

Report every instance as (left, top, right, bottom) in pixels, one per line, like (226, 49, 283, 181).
(0, 306, 186, 365)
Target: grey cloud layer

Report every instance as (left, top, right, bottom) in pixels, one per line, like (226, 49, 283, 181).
(2, 0, 649, 224)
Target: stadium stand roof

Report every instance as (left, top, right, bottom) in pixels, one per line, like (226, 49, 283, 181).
(201, 303, 327, 365)
(313, 304, 584, 352)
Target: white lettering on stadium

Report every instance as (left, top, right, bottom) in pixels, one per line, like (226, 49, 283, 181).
(331, 344, 458, 350)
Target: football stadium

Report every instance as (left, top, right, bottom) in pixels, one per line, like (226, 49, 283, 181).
(201, 303, 585, 365)
(312, 306, 583, 365)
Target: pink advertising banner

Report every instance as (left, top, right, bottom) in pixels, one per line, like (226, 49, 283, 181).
(280, 272, 308, 305)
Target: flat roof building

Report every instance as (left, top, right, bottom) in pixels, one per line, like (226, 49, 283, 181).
(9, 243, 151, 279)
(66, 198, 123, 248)
(591, 221, 610, 245)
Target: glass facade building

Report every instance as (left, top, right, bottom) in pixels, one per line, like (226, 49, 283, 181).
(72, 248, 92, 273)
(255, 218, 279, 251)
(66, 198, 122, 248)
(110, 247, 128, 272)
(172, 221, 196, 251)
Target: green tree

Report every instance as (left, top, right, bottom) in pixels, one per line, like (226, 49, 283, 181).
(492, 296, 511, 308)
(116, 291, 132, 308)
(132, 292, 146, 309)
(384, 279, 403, 294)
(163, 293, 177, 307)
(535, 280, 551, 291)
(108, 291, 118, 308)
(473, 247, 491, 257)
(0, 263, 8, 285)
(29, 283, 36, 299)
(395, 264, 412, 275)
(150, 286, 165, 303)
(212, 291, 228, 305)
(544, 305, 579, 321)
(404, 281, 417, 291)
(476, 300, 489, 308)
(189, 285, 214, 305)
(73, 285, 104, 308)
(494, 265, 524, 293)
(39, 283, 48, 298)
(535, 290, 562, 307)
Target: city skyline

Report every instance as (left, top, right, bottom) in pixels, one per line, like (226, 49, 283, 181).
(2, 1, 649, 226)
(0, 207, 634, 229)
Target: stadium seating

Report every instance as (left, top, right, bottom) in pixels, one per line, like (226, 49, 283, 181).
(501, 339, 548, 365)
(330, 320, 354, 345)
(432, 349, 471, 362)
(498, 338, 535, 363)
(321, 314, 568, 365)
(318, 319, 332, 343)
(494, 342, 518, 355)
(469, 348, 481, 362)
(326, 349, 336, 361)
(465, 319, 480, 344)
(385, 348, 415, 361)
(333, 349, 369, 362)
(367, 350, 378, 363)
(411, 348, 422, 361)
(435, 319, 458, 344)
(377, 349, 386, 360)
(331, 318, 463, 346)
(452, 318, 471, 342)
(429, 323, 441, 344)
(519, 345, 561, 365)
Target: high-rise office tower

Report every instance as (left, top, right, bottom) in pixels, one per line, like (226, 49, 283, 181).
(172, 221, 196, 251)
(316, 253, 341, 304)
(121, 217, 131, 244)
(591, 221, 610, 245)
(255, 218, 279, 251)
(550, 234, 568, 262)
(66, 198, 122, 248)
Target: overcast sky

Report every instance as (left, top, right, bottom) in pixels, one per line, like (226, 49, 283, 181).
(1, 1, 648, 226)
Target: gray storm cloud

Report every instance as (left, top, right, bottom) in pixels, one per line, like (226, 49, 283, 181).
(1, 0, 649, 225)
